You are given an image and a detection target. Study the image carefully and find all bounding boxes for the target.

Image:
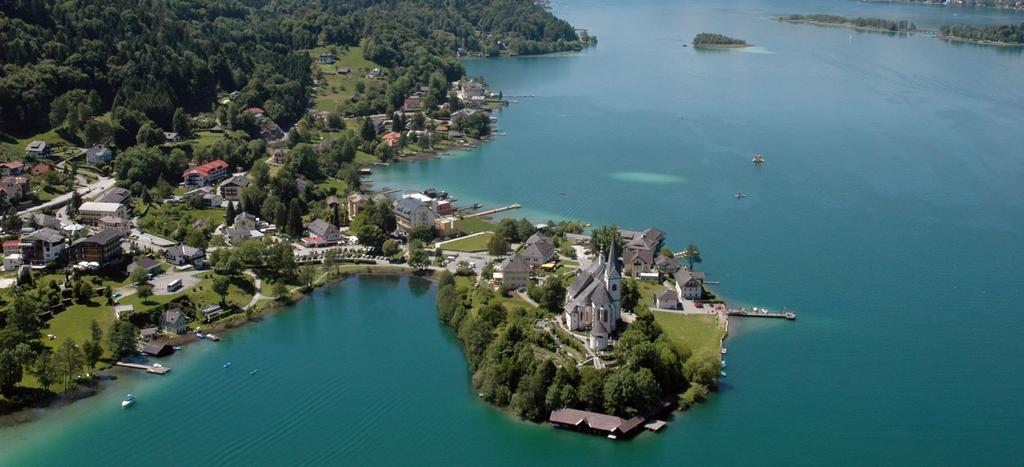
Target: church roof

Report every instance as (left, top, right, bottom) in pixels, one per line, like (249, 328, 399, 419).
(591, 318, 608, 337)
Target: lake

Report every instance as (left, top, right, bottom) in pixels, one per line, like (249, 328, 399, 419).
(3, 0, 1024, 464)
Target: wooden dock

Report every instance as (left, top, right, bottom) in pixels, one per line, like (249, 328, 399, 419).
(116, 362, 171, 375)
(726, 309, 797, 320)
(466, 203, 521, 218)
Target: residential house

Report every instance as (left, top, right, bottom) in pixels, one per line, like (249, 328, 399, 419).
(402, 95, 422, 111)
(77, 201, 128, 226)
(0, 161, 26, 176)
(19, 228, 65, 265)
(25, 141, 51, 158)
(3, 254, 22, 272)
(30, 163, 51, 177)
(19, 212, 61, 230)
(382, 131, 401, 147)
(654, 254, 681, 274)
(304, 219, 342, 247)
(3, 239, 21, 256)
(519, 233, 557, 266)
(219, 174, 250, 201)
(182, 160, 229, 188)
(159, 308, 188, 335)
(498, 254, 531, 289)
(674, 268, 705, 300)
(259, 121, 284, 142)
(654, 288, 681, 310)
(336, 67, 351, 75)
(223, 226, 263, 246)
(271, 148, 286, 165)
(164, 245, 205, 267)
(456, 80, 485, 101)
(139, 327, 157, 340)
(69, 229, 125, 267)
(127, 257, 163, 277)
(163, 132, 181, 143)
(234, 212, 259, 231)
(620, 227, 665, 276)
(245, 107, 266, 120)
(450, 108, 481, 125)
(0, 176, 31, 201)
(85, 146, 113, 165)
(347, 193, 366, 221)
(394, 197, 435, 232)
(98, 216, 131, 233)
(114, 304, 135, 319)
(318, 53, 336, 64)
(97, 187, 132, 207)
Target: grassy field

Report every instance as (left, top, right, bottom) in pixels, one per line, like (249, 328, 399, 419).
(653, 312, 723, 357)
(309, 44, 386, 113)
(440, 232, 493, 252)
(455, 217, 496, 234)
(190, 130, 227, 149)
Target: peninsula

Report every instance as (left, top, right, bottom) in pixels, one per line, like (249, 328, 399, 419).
(938, 23, 1024, 46)
(692, 33, 751, 48)
(780, 14, 918, 33)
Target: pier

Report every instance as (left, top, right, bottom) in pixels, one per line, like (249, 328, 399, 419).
(115, 362, 171, 375)
(466, 203, 521, 217)
(726, 309, 797, 320)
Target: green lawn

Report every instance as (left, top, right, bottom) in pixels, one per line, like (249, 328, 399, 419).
(190, 130, 226, 149)
(652, 312, 723, 358)
(455, 217, 497, 234)
(309, 43, 386, 113)
(441, 232, 493, 252)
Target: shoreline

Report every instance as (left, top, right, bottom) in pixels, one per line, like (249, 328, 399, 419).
(778, 18, 919, 35)
(936, 33, 1024, 47)
(693, 43, 752, 49)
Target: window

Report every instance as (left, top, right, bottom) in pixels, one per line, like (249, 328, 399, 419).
(611, 284, 617, 291)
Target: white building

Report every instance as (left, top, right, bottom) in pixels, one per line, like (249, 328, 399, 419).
(564, 242, 621, 351)
(78, 202, 128, 226)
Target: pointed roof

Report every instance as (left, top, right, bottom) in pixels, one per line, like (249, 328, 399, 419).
(499, 254, 530, 273)
(605, 240, 621, 280)
(591, 318, 608, 337)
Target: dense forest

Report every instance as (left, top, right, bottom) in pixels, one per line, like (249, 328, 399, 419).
(782, 14, 918, 32)
(939, 23, 1024, 44)
(0, 0, 589, 135)
(692, 33, 747, 46)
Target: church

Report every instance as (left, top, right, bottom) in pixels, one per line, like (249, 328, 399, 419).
(564, 242, 622, 351)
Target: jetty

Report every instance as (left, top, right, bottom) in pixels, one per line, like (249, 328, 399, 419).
(466, 203, 521, 217)
(115, 362, 171, 375)
(726, 309, 797, 320)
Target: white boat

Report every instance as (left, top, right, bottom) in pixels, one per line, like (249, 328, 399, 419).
(223, 362, 232, 369)
(249, 369, 259, 376)
(196, 332, 205, 339)
(736, 192, 747, 199)
(121, 394, 136, 408)
(752, 153, 765, 163)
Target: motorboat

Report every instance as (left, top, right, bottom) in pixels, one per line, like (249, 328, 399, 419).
(752, 153, 765, 163)
(223, 362, 232, 369)
(736, 192, 747, 199)
(720, 371, 727, 378)
(121, 394, 136, 408)
(249, 369, 259, 376)
(206, 334, 221, 342)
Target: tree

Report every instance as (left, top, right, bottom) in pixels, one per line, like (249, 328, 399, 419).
(0, 344, 32, 396)
(621, 279, 640, 313)
(32, 349, 58, 392)
(54, 337, 84, 392)
(108, 321, 137, 359)
(538, 276, 566, 313)
(86, 320, 103, 369)
(324, 248, 342, 273)
(172, 107, 191, 137)
(382, 239, 401, 258)
(136, 122, 166, 147)
(212, 275, 231, 306)
(137, 283, 154, 302)
(682, 244, 702, 269)
(487, 234, 509, 256)
(83, 117, 112, 146)
(684, 350, 721, 386)
(225, 202, 236, 226)
(355, 224, 386, 252)
(67, 191, 82, 220)
(77, 281, 94, 303)
(128, 266, 150, 286)
(408, 245, 430, 270)
(589, 225, 622, 257)
(287, 199, 304, 237)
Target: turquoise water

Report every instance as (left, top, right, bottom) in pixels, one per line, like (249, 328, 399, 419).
(3, 0, 1024, 464)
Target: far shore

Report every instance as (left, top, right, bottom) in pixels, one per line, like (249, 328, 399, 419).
(693, 43, 753, 49)
(778, 17, 919, 34)
(936, 33, 1024, 47)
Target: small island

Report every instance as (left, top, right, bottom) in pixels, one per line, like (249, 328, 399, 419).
(692, 33, 750, 48)
(780, 14, 918, 33)
(938, 23, 1024, 46)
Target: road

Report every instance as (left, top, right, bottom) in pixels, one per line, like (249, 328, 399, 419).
(20, 176, 116, 214)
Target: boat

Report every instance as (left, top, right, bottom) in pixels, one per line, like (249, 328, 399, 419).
(720, 371, 727, 378)
(121, 394, 136, 408)
(206, 334, 221, 342)
(196, 332, 205, 339)
(736, 192, 747, 199)
(172, 346, 182, 351)
(722, 360, 727, 368)
(223, 362, 232, 369)
(249, 369, 259, 376)
(752, 153, 765, 163)
(721, 347, 728, 355)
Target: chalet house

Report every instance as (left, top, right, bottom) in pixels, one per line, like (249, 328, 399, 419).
(450, 108, 481, 125)
(0, 161, 26, 176)
(621, 227, 665, 276)
(19, 212, 61, 230)
(159, 308, 188, 335)
(304, 219, 342, 247)
(0, 176, 30, 201)
(234, 212, 259, 231)
(346, 193, 390, 221)
(498, 254, 530, 289)
(654, 288, 681, 310)
(394, 197, 435, 232)
(163, 132, 181, 143)
(164, 245, 205, 267)
(519, 233, 557, 266)
(318, 53, 336, 64)
(219, 174, 250, 201)
(654, 254, 681, 274)
(402, 95, 423, 111)
(19, 228, 65, 265)
(456, 80, 485, 101)
(182, 160, 229, 188)
(69, 229, 125, 267)
(674, 268, 705, 301)
(85, 146, 113, 165)
(77, 201, 128, 226)
(25, 141, 51, 158)
(336, 67, 350, 75)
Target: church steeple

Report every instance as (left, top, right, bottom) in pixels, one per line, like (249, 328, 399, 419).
(604, 238, 621, 330)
